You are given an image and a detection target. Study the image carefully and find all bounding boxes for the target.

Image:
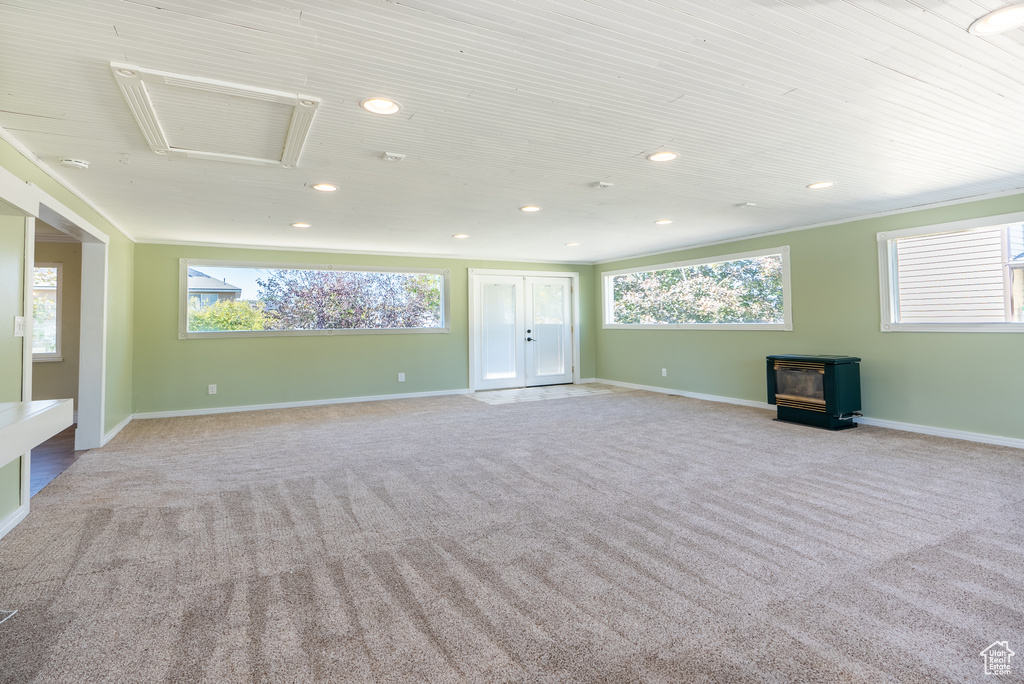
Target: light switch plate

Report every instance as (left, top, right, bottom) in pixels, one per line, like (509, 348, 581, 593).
(14, 316, 24, 337)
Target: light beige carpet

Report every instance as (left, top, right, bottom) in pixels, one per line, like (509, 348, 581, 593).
(0, 390, 1021, 683)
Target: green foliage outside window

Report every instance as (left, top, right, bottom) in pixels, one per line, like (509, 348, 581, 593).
(188, 297, 270, 332)
(257, 270, 442, 330)
(612, 255, 784, 325)
(186, 267, 444, 333)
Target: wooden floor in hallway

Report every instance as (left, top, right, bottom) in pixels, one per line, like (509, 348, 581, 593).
(29, 425, 85, 497)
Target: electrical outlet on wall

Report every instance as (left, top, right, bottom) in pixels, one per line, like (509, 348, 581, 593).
(208, 384, 217, 395)
(398, 373, 405, 382)
(662, 368, 667, 377)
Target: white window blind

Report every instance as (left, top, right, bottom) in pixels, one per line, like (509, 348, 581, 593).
(894, 227, 1005, 323)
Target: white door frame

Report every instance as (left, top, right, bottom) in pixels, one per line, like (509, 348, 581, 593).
(35, 192, 109, 450)
(2, 171, 110, 450)
(468, 268, 580, 392)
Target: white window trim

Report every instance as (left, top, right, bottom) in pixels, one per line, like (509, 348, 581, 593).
(602, 246, 793, 330)
(877, 210, 1024, 333)
(32, 262, 62, 361)
(179, 259, 451, 339)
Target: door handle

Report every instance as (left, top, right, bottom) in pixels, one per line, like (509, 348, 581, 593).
(526, 337, 535, 342)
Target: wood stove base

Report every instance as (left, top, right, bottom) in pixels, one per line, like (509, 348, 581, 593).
(775, 405, 857, 430)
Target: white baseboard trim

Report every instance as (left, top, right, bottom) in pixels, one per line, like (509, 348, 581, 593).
(0, 503, 29, 542)
(133, 388, 473, 420)
(595, 378, 772, 411)
(102, 414, 133, 446)
(855, 416, 1024, 450)
(596, 378, 1024, 450)
(578, 377, 598, 384)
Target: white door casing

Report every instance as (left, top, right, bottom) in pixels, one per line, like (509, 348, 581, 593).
(469, 269, 579, 391)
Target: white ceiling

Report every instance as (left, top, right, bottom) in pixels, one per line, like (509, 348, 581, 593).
(2, 0, 1024, 263)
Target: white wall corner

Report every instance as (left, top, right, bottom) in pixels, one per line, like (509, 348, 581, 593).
(101, 414, 134, 447)
(0, 503, 29, 543)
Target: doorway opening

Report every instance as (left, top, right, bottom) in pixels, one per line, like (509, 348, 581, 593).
(469, 269, 580, 391)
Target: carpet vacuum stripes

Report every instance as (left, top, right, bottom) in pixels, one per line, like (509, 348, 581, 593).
(0, 390, 1021, 682)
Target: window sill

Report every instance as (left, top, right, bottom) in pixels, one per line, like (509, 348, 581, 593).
(32, 357, 63, 363)
(603, 323, 792, 331)
(882, 323, 1024, 333)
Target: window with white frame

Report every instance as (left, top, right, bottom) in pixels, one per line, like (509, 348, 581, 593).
(179, 260, 449, 338)
(879, 217, 1024, 331)
(603, 247, 792, 330)
(32, 263, 62, 360)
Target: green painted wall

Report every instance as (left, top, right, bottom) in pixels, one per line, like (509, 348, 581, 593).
(133, 244, 594, 414)
(0, 216, 24, 402)
(0, 217, 25, 524)
(33, 240, 81, 408)
(0, 138, 134, 435)
(595, 193, 1024, 440)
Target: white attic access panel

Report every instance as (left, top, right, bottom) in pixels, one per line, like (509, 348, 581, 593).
(110, 62, 319, 168)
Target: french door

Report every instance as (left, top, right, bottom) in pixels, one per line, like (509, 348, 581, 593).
(471, 273, 575, 390)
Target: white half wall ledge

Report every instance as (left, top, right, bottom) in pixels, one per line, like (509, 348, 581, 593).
(592, 378, 1024, 451)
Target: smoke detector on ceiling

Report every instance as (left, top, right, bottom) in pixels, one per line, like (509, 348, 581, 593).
(592, 181, 614, 189)
(59, 158, 90, 170)
(380, 152, 406, 162)
(736, 202, 757, 208)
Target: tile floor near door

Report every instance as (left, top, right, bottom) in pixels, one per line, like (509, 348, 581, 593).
(29, 425, 85, 497)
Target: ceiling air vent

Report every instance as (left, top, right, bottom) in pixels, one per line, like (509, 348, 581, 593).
(110, 62, 319, 168)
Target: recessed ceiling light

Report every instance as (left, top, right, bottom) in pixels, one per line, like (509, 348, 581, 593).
(654, 219, 673, 225)
(360, 97, 402, 115)
(807, 181, 834, 189)
(647, 151, 678, 162)
(291, 222, 311, 228)
(969, 4, 1024, 34)
(452, 234, 470, 239)
(565, 242, 580, 246)
(520, 206, 542, 212)
(312, 183, 338, 192)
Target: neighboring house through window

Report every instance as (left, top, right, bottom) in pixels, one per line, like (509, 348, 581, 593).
(180, 260, 449, 338)
(879, 216, 1024, 331)
(187, 268, 242, 308)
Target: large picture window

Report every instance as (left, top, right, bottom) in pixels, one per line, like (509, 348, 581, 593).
(179, 260, 449, 338)
(603, 247, 792, 330)
(878, 214, 1024, 332)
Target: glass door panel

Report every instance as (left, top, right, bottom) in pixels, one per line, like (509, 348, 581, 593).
(526, 278, 573, 386)
(481, 282, 518, 380)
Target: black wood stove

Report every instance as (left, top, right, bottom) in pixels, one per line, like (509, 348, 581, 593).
(766, 354, 861, 430)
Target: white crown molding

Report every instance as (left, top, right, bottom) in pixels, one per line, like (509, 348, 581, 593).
(0, 125, 134, 242)
(593, 186, 1024, 266)
(134, 237, 592, 265)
